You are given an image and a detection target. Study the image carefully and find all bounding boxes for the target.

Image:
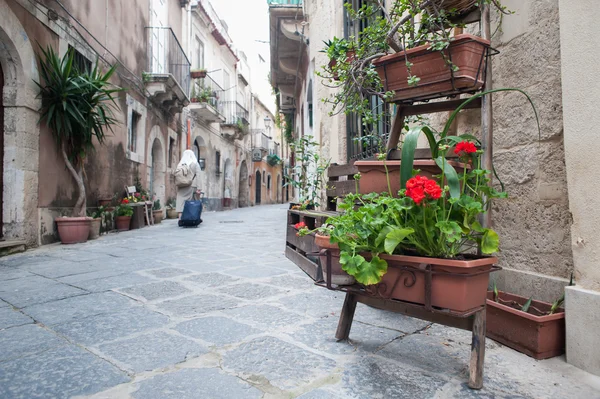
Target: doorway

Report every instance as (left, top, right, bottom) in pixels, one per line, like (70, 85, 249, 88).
(239, 161, 249, 207)
(0, 63, 4, 238)
(255, 170, 261, 204)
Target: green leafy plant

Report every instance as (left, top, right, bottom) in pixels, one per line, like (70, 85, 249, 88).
(285, 137, 330, 208)
(115, 203, 133, 217)
(86, 206, 105, 219)
(153, 199, 161, 211)
(166, 197, 176, 209)
(267, 154, 282, 167)
(35, 46, 123, 217)
(318, 1, 510, 128)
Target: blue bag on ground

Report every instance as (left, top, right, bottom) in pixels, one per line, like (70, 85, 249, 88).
(178, 200, 203, 227)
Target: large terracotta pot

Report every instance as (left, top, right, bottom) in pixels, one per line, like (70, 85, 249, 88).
(486, 291, 565, 360)
(315, 234, 356, 286)
(116, 216, 132, 231)
(369, 253, 497, 312)
(56, 217, 91, 244)
(373, 34, 490, 103)
(88, 218, 101, 240)
(152, 210, 163, 224)
(167, 208, 178, 219)
(354, 159, 467, 196)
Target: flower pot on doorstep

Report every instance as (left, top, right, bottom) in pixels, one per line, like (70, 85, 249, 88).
(116, 216, 132, 231)
(368, 253, 497, 313)
(167, 208, 178, 219)
(315, 234, 356, 286)
(486, 291, 565, 360)
(88, 218, 101, 240)
(373, 34, 490, 103)
(354, 159, 467, 196)
(56, 217, 92, 244)
(152, 210, 163, 224)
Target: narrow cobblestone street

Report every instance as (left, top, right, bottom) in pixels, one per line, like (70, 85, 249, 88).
(0, 205, 598, 398)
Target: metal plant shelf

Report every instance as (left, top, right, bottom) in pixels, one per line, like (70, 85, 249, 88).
(285, 209, 496, 390)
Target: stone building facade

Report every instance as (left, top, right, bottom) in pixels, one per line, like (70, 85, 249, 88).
(268, 0, 600, 376)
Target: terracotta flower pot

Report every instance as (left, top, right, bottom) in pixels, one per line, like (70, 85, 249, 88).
(315, 234, 356, 286)
(486, 291, 565, 360)
(116, 216, 132, 231)
(373, 34, 490, 103)
(56, 217, 91, 244)
(88, 218, 101, 240)
(354, 159, 468, 196)
(98, 198, 112, 207)
(167, 208, 178, 219)
(152, 210, 163, 224)
(370, 253, 497, 312)
(191, 70, 207, 79)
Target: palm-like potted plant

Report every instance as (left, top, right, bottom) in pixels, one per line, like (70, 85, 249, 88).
(152, 199, 163, 224)
(36, 46, 122, 244)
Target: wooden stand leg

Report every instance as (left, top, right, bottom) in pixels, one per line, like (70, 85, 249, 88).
(335, 293, 358, 340)
(468, 309, 486, 389)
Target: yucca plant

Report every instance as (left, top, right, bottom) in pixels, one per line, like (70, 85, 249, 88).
(35, 46, 123, 217)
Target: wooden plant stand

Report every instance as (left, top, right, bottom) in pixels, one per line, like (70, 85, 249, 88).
(285, 210, 493, 390)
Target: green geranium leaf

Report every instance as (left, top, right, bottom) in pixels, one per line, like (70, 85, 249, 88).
(481, 229, 499, 254)
(339, 252, 364, 276)
(375, 226, 393, 249)
(436, 221, 463, 242)
(353, 255, 388, 285)
(471, 220, 485, 233)
(384, 228, 414, 255)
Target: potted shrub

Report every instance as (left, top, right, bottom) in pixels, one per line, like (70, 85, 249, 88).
(152, 199, 163, 224)
(485, 280, 571, 360)
(35, 46, 122, 244)
(166, 198, 178, 219)
(191, 68, 207, 79)
(115, 199, 133, 231)
(267, 153, 282, 167)
(86, 206, 105, 240)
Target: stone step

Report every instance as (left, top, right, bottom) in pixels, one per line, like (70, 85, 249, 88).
(0, 240, 27, 257)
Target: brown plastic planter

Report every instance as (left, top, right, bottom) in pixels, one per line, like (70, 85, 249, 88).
(486, 291, 565, 360)
(373, 34, 490, 103)
(354, 159, 467, 196)
(191, 71, 207, 79)
(371, 253, 497, 312)
(116, 216, 132, 231)
(315, 234, 356, 286)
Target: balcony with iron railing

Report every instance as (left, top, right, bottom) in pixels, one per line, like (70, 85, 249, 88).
(222, 101, 250, 127)
(251, 129, 270, 151)
(145, 27, 191, 113)
(189, 75, 225, 122)
(267, 0, 302, 5)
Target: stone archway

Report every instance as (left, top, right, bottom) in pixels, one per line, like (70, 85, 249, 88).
(0, 1, 41, 245)
(192, 135, 208, 195)
(238, 160, 249, 207)
(223, 158, 233, 208)
(147, 126, 166, 206)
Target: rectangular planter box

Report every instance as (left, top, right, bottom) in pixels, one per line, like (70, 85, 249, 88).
(370, 253, 497, 313)
(486, 291, 565, 360)
(354, 159, 467, 196)
(373, 34, 490, 103)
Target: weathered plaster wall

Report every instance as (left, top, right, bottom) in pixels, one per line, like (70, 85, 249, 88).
(559, 0, 600, 291)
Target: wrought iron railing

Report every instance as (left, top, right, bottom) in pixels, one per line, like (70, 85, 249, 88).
(267, 0, 302, 5)
(191, 75, 224, 114)
(251, 129, 270, 150)
(146, 27, 191, 96)
(222, 101, 250, 126)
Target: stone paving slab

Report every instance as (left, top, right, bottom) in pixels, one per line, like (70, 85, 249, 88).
(22, 291, 140, 325)
(0, 283, 87, 308)
(0, 324, 66, 362)
(0, 345, 129, 399)
(96, 331, 208, 373)
(0, 205, 599, 399)
(0, 307, 33, 330)
(132, 368, 263, 399)
(53, 307, 169, 346)
(175, 316, 262, 346)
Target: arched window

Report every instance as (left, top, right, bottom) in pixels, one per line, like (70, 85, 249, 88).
(267, 175, 272, 190)
(262, 170, 266, 185)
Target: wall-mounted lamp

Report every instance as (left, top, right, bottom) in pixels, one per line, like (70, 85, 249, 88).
(198, 158, 206, 171)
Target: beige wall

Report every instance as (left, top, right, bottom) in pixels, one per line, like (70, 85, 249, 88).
(559, 0, 600, 291)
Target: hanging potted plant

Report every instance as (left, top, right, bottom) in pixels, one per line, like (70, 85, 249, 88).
(191, 68, 207, 79)
(35, 46, 122, 244)
(152, 199, 163, 224)
(115, 199, 134, 231)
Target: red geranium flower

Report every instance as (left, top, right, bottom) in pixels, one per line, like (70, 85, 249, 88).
(406, 175, 442, 204)
(121, 198, 129, 204)
(454, 141, 477, 156)
(294, 222, 307, 229)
